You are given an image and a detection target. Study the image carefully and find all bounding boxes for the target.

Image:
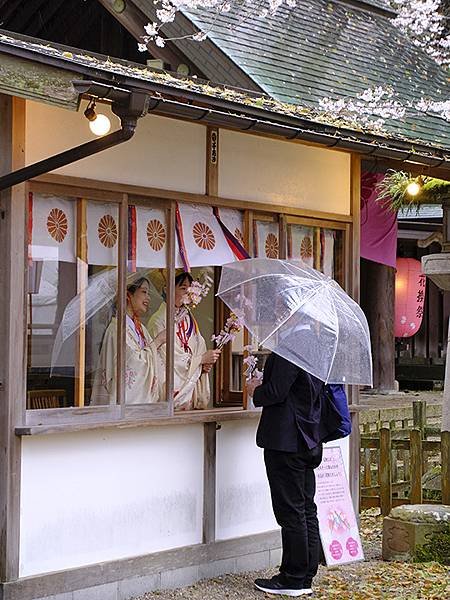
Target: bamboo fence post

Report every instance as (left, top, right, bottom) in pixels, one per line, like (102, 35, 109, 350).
(409, 428, 423, 505)
(379, 427, 392, 516)
(390, 419, 398, 484)
(441, 430, 450, 505)
(363, 422, 372, 487)
(413, 400, 426, 439)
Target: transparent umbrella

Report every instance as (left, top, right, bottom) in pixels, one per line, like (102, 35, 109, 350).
(217, 258, 372, 386)
(50, 267, 161, 375)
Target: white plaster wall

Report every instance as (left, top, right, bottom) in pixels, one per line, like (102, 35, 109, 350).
(216, 420, 350, 541)
(19, 425, 204, 576)
(219, 130, 351, 214)
(25, 101, 206, 194)
(216, 420, 277, 539)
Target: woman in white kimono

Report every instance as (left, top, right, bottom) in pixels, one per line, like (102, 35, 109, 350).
(91, 277, 166, 405)
(147, 272, 220, 411)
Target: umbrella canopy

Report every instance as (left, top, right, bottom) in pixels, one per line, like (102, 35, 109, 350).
(50, 268, 162, 375)
(217, 258, 372, 386)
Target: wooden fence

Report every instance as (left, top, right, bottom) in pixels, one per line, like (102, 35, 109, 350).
(360, 401, 450, 515)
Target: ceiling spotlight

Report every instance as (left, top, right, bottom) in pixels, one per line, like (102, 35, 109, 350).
(84, 99, 111, 136)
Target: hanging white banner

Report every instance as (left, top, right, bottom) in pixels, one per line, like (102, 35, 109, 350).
(216, 207, 245, 247)
(87, 202, 119, 266)
(254, 221, 279, 258)
(322, 229, 335, 278)
(135, 206, 169, 268)
(288, 224, 314, 267)
(30, 194, 76, 263)
(178, 203, 235, 267)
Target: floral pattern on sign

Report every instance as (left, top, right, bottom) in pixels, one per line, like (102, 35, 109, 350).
(265, 233, 279, 258)
(98, 214, 118, 248)
(47, 208, 68, 243)
(193, 221, 216, 250)
(300, 236, 313, 260)
(146, 219, 166, 251)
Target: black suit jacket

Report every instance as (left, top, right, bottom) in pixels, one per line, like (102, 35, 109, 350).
(253, 353, 342, 452)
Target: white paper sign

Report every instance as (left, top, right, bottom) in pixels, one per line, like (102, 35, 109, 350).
(315, 446, 364, 565)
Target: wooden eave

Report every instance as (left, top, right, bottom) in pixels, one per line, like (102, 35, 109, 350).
(0, 30, 449, 177)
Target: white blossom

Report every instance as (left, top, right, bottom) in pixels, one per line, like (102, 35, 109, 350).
(144, 22, 159, 37)
(137, 1, 449, 131)
(391, 0, 450, 66)
(416, 98, 450, 121)
(318, 86, 407, 131)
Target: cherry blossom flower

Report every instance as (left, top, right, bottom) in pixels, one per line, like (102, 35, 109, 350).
(182, 273, 213, 308)
(391, 0, 449, 66)
(243, 345, 263, 381)
(211, 309, 244, 349)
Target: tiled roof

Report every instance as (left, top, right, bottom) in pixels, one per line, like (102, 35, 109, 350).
(179, 0, 449, 149)
(398, 205, 443, 220)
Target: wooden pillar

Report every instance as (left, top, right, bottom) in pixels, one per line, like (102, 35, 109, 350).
(348, 154, 361, 512)
(203, 422, 217, 543)
(0, 94, 26, 582)
(74, 198, 87, 407)
(204, 129, 218, 540)
(360, 258, 396, 391)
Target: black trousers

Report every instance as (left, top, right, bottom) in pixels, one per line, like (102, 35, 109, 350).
(264, 444, 323, 587)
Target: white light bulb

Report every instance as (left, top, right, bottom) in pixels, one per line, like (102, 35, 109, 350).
(406, 181, 420, 196)
(89, 114, 111, 136)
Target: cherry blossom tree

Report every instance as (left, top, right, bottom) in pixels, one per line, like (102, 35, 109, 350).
(139, 1, 449, 127)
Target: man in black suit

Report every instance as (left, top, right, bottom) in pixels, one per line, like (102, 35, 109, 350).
(247, 351, 342, 597)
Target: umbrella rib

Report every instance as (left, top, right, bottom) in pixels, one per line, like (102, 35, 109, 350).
(325, 287, 340, 384)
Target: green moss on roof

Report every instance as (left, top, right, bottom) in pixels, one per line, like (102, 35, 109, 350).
(0, 28, 448, 154)
(180, 0, 449, 150)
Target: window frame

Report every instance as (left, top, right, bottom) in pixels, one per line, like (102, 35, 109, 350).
(22, 176, 353, 428)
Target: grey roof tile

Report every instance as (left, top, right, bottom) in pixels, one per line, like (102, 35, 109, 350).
(181, 0, 449, 149)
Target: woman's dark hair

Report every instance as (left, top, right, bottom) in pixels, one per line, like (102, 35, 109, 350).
(127, 277, 150, 295)
(175, 272, 193, 287)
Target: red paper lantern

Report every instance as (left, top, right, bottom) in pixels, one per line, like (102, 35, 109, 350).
(395, 258, 426, 338)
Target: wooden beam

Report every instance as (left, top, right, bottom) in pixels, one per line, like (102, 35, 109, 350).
(31, 174, 353, 224)
(0, 94, 26, 582)
(206, 127, 219, 197)
(348, 153, 361, 513)
(166, 203, 176, 413)
(118, 194, 128, 412)
(0, 529, 280, 600)
(0, 54, 78, 110)
(202, 422, 216, 543)
(96, 0, 204, 76)
(242, 210, 253, 409)
(360, 259, 396, 391)
(74, 198, 88, 407)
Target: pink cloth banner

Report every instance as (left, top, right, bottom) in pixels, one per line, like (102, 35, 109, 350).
(360, 172, 397, 269)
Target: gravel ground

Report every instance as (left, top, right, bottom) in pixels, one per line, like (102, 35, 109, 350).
(131, 510, 449, 600)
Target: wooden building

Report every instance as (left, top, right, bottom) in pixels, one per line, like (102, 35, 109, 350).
(0, 2, 449, 599)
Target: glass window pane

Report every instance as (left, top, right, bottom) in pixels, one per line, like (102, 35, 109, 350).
(253, 219, 279, 258)
(26, 194, 119, 409)
(287, 224, 315, 266)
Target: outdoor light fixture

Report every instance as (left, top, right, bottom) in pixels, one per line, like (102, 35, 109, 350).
(406, 175, 424, 197)
(84, 99, 111, 136)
